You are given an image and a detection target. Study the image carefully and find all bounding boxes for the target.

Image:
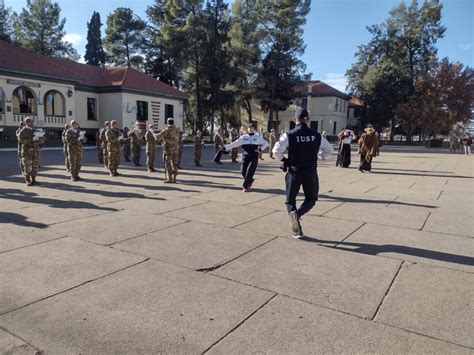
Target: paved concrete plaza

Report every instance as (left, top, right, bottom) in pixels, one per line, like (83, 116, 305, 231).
(0, 146, 473, 354)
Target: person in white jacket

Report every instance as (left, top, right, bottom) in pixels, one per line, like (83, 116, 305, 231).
(224, 123, 269, 192)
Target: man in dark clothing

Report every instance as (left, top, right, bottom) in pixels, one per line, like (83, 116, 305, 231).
(272, 108, 333, 238)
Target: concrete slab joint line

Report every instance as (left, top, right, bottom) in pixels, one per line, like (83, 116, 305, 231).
(420, 212, 432, 231)
(196, 236, 279, 273)
(202, 293, 278, 354)
(371, 261, 404, 321)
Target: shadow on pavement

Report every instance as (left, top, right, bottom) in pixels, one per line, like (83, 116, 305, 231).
(300, 236, 474, 267)
(0, 212, 48, 228)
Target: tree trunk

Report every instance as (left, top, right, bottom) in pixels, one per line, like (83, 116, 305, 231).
(389, 119, 395, 141)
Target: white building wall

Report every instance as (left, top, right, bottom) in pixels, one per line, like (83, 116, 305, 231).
(0, 75, 74, 129)
(98, 93, 123, 128)
(121, 92, 185, 131)
(74, 90, 100, 129)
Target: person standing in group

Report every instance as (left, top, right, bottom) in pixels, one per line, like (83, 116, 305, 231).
(272, 108, 334, 238)
(16, 121, 26, 175)
(230, 128, 239, 163)
(18, 117, 46, 186)
(358, 126, 378, 172)
(154, 118, 180, 183)
(178, 130, 184, 169)
(106, 120, 123, 176)
(213, 128, 225, 164)
(129, 122, 144, 166)
(194, 130, 204, 167)
(269, 129, 277, 159)
(336, 128, 356, 168)
(62, 124, 70, 172)
(99, 121, 110, 168)
(223, 123, 269, 192)
(145, 124, 157, 172)
(66, 120, 87, 181)
(462, 134, 472, 155)
(95, 128, 103, 164)
(258, 128, 266, 160)
(122, 126, 132, 162)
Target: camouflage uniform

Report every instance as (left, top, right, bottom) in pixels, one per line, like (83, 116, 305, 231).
(95, 129, 103, 164)
(129, 128, 144, 166)
(178, 131, 184, 168)
(194, 135, 203, 166)
(155, 125, 180, 182)
(230, 130, 239, 163)
(145, 129, 157, 172)
(62, 127, 70, 172)
(269, 131, 277, 159)
(123, 130, 131, 161)
(66, 128, 86, 180)
(106, 127, 122, 176)
(16, 126, 24, 174)
(18, 127, 45, 185)
(99, 128, 108, 168)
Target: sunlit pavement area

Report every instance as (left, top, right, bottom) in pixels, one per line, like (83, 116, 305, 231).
(0, 145, 473, 354)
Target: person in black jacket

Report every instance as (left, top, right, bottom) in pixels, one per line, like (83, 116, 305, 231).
(272, 108, 333, 238)
(224, 123, 269, 192)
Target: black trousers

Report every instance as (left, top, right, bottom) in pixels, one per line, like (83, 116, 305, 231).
(241, 155, 259, 188)
(285, 166, 319, 217)
(213, 147, 222, 162)
(340, 143, 351, 168)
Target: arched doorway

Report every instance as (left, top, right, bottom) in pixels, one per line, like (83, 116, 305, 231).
(12, 86, 37, 124)
(44, 90, 65, 125)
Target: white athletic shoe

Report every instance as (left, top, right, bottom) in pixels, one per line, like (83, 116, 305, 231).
(289, 211, 302, 236)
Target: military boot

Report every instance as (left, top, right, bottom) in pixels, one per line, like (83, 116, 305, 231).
(25, 175, 33, 186)
(31, 176, 40, 185)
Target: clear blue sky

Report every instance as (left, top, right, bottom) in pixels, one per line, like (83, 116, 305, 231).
(6, 0, 474, 92)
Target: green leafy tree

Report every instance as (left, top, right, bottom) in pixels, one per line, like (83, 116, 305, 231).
(104, 7, 146, 68)
(145, 0, 185, 88)
(13, 0, 79, 60)
(346, 0, 445, 139)
(0, 6, 15, 43)
(201, 0, 234, 131)
(254, 0, 311, 131)
(228, 0, 261, 123)
(84, 11, 106, 66)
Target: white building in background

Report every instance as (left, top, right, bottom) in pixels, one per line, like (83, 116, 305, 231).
(0, 40, 187, 142)
(245, 81, 351, 137)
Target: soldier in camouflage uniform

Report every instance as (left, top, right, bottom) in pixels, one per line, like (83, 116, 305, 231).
(258, 128, 266, 160)
(16, 121, 26, 174)
(213, 128, 225, 164)
(66, 120, 87, 181)
(106, 120, 123, 176)
(145, 124, 157, 172)
(154, 118, 180, 183)
(95, 128, 103, 164)
(194, 130, 203, 167)
(178, 130, 184, 168)
(62, 124, 71, 172)
(230, 128, 239, 163)
(100, 121, 110, 168)
(122, 126, 132, 161)
(129, 122, 144, 166)
(18, 117, 45, 186)
(269, 129, 277, 159)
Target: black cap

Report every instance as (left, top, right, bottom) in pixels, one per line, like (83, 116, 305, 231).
(295, 108, 309, 120)
(248, 123, 255, 129)
(167, 118, 174, 125)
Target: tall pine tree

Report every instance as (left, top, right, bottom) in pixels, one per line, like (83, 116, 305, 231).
(84, 11, 106, 66)
(254, 0, 311, 131)
(104, 7, 145, 68)
(13, 0, 79, 60)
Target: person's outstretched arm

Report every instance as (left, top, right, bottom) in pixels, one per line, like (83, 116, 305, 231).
(319, 136, 334, 159)
(224, 135, 245, 150)
(272, 133, 289, 161)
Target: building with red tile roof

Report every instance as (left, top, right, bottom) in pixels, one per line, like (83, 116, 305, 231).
(0, 40, 187, 140)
